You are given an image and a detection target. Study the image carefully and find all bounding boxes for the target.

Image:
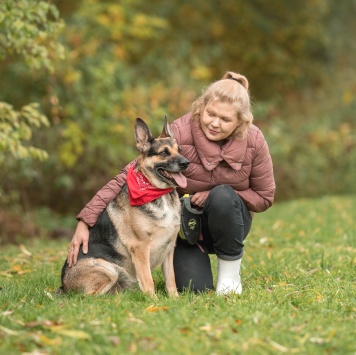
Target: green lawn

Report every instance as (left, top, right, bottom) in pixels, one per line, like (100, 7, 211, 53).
(0, 195, 355, 354)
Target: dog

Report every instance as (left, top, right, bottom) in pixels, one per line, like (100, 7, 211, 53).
(59, 117, 189, 298)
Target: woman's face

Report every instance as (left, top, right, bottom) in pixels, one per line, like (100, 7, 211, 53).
(200, 100, 240, 142)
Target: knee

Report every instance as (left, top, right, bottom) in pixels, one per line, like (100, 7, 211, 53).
(207, 185, 242, 210)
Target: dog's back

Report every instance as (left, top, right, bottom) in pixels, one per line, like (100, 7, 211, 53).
(60, 118, 189, 297)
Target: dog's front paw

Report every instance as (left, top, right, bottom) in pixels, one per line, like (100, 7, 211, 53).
(167, 288, 179, 298)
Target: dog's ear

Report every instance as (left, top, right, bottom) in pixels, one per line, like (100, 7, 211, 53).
(135, 118, 153, 153)
(158, 116, 174, 139)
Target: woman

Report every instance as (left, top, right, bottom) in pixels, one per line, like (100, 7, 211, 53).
(67, 71, 275, 295)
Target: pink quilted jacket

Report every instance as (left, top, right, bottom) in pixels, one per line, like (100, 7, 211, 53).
(77, 113, 275, 227)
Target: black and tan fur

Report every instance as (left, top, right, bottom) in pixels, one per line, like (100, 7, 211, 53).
(59, 118, 189, 298)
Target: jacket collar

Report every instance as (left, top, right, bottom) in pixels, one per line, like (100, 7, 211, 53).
(191, 119, 246, 171)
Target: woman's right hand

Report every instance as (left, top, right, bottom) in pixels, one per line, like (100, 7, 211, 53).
(67, 220, 89, 267)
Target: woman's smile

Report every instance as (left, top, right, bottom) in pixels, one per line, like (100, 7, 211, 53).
(200, 100, 240, 142)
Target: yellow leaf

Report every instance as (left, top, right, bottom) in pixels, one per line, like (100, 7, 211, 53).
(0, 325, 19, 336)
(199, 324, 212, 332)
(44, 291, 54, 300)
(37, 334, 62, 346)
(19, 244, 32, 257)
(12, 265, 23, 272)
(0, 272, 13, 277)
(51, 329, 91, 340)
(1, 310, 14, 316)
(145, 305, 169, 313)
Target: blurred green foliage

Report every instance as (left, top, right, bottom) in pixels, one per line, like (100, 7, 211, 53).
(0, 0, 63, 166)
(0, 0, 355, 216)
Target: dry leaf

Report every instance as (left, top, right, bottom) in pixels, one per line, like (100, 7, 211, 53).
(267, 338, 300, 353)
(51, 329, 91, 340)
(0, 325, 19, 335)
(306, 268, 319, 275)
(1, 310, 14, 316)
(145, 305, 169, 313)
(108, 336, 121, 346)
(199, 324, 212, 332)
(36, 334, 62, 346)
(25, 320, 62, 328)
(44, 291, 54, 300)
(309, 337, 330, 345)
(127, 317, 144, 324)
(129, 341, 137, 353)
(179, 327, 190, 334)
(0, 271, 12, 277)
(19, 244, 32, 257)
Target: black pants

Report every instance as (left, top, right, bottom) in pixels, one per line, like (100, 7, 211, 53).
(173, 185, 252, 293)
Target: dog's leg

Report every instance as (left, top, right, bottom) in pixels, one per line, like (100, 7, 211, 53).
(162, 248, 179, 297)
(129, 245, 156, 298)
(63, 258, 119, 295)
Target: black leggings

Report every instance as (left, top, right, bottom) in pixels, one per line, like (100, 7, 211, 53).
(173, 185, 252, 293)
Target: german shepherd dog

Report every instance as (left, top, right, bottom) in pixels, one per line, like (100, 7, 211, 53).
(59, 118, 189, 298)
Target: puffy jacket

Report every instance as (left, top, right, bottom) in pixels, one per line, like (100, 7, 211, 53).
(77, 113, 275, 227)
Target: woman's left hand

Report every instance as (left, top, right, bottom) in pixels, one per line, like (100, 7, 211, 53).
(191, 190, 210, 207)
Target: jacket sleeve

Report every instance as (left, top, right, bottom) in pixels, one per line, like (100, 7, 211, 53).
(76, 160, 136, 227)
(236, 131, 275, 213)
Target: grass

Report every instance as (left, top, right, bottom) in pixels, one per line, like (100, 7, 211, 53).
(0, 195, 355, 354)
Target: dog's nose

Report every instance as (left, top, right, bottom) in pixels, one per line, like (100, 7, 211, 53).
(179, 158, 190, 170)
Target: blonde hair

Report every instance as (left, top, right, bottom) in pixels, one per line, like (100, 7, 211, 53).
(191, 71, 253, 139)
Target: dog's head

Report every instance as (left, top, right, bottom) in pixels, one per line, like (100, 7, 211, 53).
(134, 117, 190, 189)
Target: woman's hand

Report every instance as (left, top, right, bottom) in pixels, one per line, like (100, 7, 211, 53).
(191, 191, 210, 207)
(67, 220, 89, 267)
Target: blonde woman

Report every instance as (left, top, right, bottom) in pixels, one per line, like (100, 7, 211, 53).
(67, 71, 275, 295)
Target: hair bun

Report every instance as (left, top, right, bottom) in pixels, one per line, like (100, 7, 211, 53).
(222, 71, 249, 90)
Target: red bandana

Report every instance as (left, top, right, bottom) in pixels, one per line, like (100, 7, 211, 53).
(126, 166, 173, 206)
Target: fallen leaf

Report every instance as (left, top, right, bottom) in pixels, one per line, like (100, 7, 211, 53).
(20, 244, 32, 257)
(306, 268, 319, 275)
(139, 337, 157, 351)
(36, 334, 62, 346)
(44, 291, 54, 300)
(108, 335, 121, 346)
(0, 325, 19, 335)
(1, 310, 14, 316)
(129, 341, 137, 353)
(51, 329, 91, 340)
(199, 324, 212, 332)
(309, 337, 330, 345)
(267, 338, 300, 353)
(11, 265, 31, 275)
(0, 272, 12, 277)
(145, 305, 169, 313)
(127, 317, 144, 324)
(179, 327, 190, 334)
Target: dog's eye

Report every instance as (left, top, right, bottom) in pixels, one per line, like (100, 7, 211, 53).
(159, 148, 170, 157)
